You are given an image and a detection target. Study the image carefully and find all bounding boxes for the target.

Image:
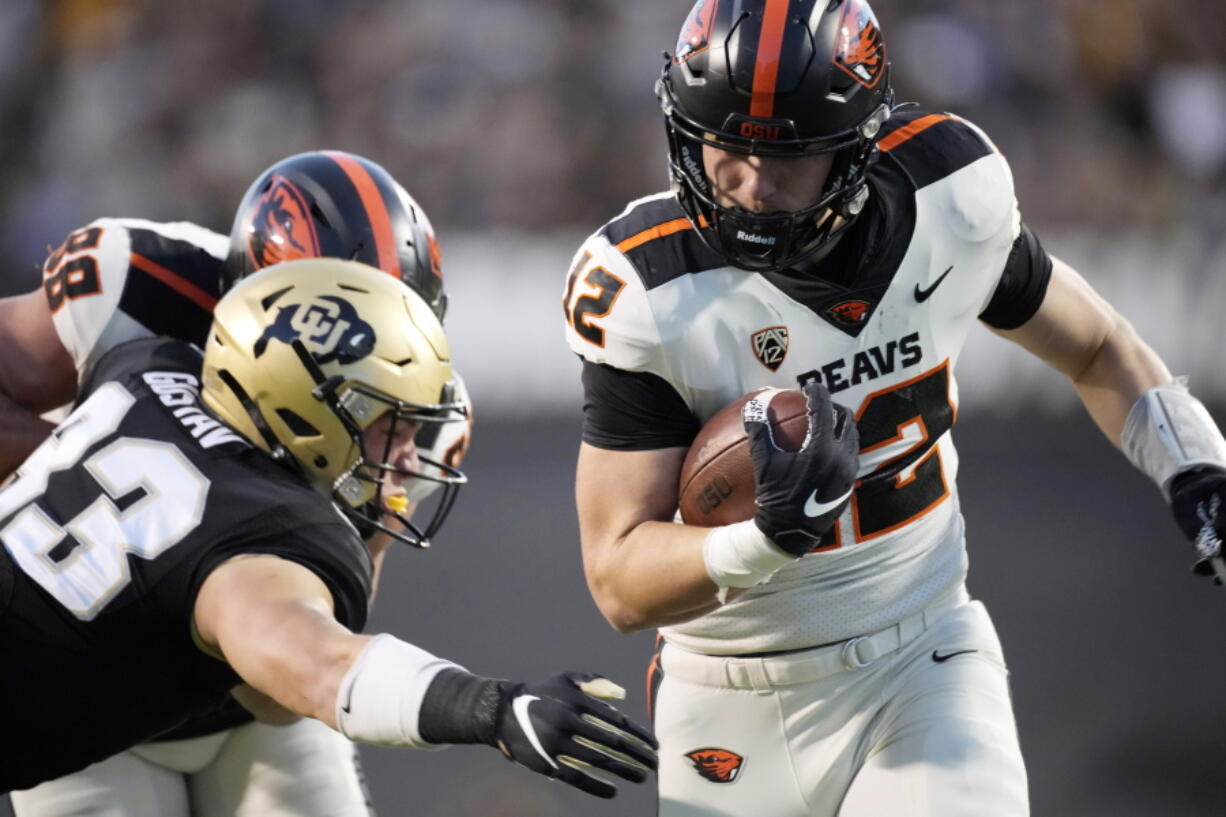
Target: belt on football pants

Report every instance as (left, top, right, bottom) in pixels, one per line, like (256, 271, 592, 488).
(659, 584, 969, 692)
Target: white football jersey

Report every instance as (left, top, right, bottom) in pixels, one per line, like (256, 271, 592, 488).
(42, 218, 229, 379)
(565, 112, 1028, 653)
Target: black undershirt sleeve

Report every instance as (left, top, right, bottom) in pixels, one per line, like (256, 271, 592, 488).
(580, 359, 700, 451)
(978, 222, 1053, 330)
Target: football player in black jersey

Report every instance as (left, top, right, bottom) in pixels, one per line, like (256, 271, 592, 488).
(561, 2, 1226, 815)
(0, 258, 657, 799)
(0, 153, 474, 815)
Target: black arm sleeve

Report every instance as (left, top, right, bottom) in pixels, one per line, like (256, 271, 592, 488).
(580, 359, 700, 451)
(978, 222, 1053, 330)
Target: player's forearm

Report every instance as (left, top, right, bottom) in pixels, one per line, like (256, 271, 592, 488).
(1069, 316, 1172, 448)
(585, 520, 724, 632)
(224, 601, 372, 729)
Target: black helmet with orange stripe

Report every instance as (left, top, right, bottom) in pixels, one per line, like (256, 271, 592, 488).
(657, 0, 894, 271)
(224, 151, 447, 319)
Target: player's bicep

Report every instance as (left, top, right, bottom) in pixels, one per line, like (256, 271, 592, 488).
(990, 256, 1119, 379)
(0, 289, 77, 411)
(194, 554, 336, 657)
(576, 443, 688, 555)
(194, 554, 367, 724)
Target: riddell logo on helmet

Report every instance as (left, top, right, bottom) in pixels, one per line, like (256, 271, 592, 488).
(736, 230, 776, 246)
(685, 748, 744, 783)
(680, 146, 709, 192)
(833, 0, 886, 89)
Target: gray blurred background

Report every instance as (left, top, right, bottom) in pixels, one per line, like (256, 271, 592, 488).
(2, 0, 1225, 814)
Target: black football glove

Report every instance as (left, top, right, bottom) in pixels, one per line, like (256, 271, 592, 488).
(744, 381, 859, 556)
(1169, 466, 1226, 584)
(492, 672, 658, 799)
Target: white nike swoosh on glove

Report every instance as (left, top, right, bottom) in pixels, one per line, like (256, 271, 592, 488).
(803, 487, 854, 518)
(512, 694, 558, 769)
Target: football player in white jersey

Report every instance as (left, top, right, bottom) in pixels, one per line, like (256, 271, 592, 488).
(562, 1, 1226, 815)
(0, 152, 474, 815)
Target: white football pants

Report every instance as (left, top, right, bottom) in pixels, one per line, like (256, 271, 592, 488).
(654, 592, 1029, 816)
(11, 718, 374, 817)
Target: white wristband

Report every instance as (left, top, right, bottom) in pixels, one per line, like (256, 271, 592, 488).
(703, 520, 796, 603)
(335, 634, 462, 749)
(1121, 380, 1226, 499)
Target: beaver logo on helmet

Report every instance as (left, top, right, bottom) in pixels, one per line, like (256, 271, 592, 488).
(833, 0, 886, 89)
(685, 748, 744, 783)
(247, 176, 321, 269)
(675, 0, 717, 63)
(254, 295, 376, 365)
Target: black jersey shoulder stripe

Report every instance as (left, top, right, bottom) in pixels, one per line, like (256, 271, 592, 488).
(877, 110, 995, 190)
(123, 229, 224, 348)
(599, 196, 725, 292)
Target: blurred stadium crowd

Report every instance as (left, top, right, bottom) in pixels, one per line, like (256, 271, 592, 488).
(0, 0, 1223, 286)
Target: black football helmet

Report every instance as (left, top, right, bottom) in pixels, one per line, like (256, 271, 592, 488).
(658, 0, 895, 271)
(224, 151, 447, 320)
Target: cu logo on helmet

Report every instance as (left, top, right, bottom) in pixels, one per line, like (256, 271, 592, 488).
(255, 296, 376, 364)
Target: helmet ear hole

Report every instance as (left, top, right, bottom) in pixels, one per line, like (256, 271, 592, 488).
(276, 408, 321, 438)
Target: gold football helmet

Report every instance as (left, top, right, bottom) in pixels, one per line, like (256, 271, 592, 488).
(202, 258, 466, 547)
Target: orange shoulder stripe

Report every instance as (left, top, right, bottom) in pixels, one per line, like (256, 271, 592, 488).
(878, 113, 951, 153)
(615, 216, 702, 254)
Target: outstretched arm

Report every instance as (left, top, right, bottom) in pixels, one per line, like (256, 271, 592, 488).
(193, 554, 657, 798)
(995, 256, 1226, 578)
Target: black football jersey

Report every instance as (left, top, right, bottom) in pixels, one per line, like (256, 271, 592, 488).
(0, 338, 373, 792)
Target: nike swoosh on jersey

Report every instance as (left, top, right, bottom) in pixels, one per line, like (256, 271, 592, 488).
(512, 694, 558, 769)
(914, 266, 953, 302)
(803, 487, 854, 518)
(931, 648, 978, 663)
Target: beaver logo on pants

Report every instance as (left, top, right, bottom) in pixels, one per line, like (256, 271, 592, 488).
(685, 748, 744, 783)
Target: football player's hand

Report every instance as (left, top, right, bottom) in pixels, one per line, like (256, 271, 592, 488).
(492, 672, 658, 799)
(1169, 466, 1226, 584)
(744, 381, 859, 556)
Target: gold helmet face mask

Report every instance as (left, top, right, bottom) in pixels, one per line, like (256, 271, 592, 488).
(202, 258, 467, 548)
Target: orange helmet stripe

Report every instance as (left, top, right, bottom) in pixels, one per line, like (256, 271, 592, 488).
(749, 0, 790, 118)
(324, 151, 399, 278)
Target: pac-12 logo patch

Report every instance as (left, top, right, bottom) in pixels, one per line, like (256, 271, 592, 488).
(685, 747, 744, 783)
(247, 175, 321, 268)
(254, 296, 376, 364)
(826, 299, 872, 327)
(832, 0, 886, 89)
(751, 326, 789, 372)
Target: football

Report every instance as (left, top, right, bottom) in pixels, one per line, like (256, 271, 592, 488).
(678, 389, 809, 526)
